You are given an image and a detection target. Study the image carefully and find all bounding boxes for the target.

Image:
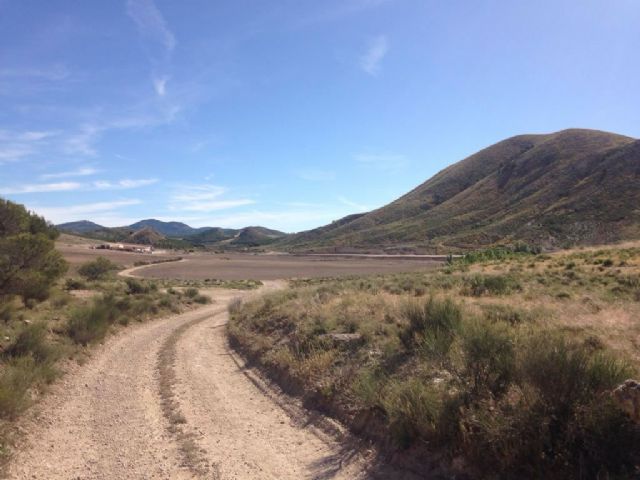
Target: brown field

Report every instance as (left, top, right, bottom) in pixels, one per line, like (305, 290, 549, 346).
(57, 241, 441, 280)
(56, 242, 178, 275)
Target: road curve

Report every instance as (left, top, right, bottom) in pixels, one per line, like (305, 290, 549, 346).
(8, 284, 373, 479)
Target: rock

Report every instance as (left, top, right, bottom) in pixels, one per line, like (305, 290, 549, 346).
(319, 333, 362, 342)
(612, 379, 640, 423)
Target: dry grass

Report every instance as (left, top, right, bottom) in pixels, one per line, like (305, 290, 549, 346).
(228, 245, 640, 478)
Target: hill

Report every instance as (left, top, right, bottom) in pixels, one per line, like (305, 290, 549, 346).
(57, 220, 106, 234)
(127, 219, 210, 237)
(230, 226, 288, 247)
(56, 218, 288, 249)
(128, 227, 165, 245)
(279, 129, 640, 252)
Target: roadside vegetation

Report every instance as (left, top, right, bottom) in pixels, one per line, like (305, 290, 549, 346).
(0, 200, 216, 465)
(229, 243, 640, 478)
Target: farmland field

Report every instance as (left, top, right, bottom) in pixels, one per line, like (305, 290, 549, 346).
(57, 240, 443, 280)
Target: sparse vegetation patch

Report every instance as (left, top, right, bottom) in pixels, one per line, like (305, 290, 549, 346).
(229, 244, 640, 478)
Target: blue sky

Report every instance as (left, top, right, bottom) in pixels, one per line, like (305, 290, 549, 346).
(1, 0, 639, 232)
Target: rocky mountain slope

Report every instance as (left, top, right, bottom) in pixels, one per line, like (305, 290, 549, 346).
(279, 129, 640, 252)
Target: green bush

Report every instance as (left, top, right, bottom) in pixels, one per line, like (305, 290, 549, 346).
(521, 335, 630, 409)
(462, 320, 515, 397)
(399, 297, 462, 360)
(0, 199, 67, 303)
(66, 297, 115, 344)
(481, 304, 532, 325)
(0, 302, 14, 323)
(0, 356, 56, 418)
(464, 274, 521, 296)
(0, 357, 37, 418)
(64, 278, 86, 290)
(184, 287, 199, 298)
(78, 257, 119, 281)
(381, 379, 442, 448)
(193, 294, 210, 304)
(125, 277, 150, 295)
(5, 322, 55, 364)
(463, 334, 638, 477)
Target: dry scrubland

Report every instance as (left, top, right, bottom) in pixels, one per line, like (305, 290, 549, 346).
(0, 256, 212, 464)
(229, 243, 640, 478)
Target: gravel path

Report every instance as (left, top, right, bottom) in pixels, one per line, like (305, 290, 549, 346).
(8, 284, 377, 479)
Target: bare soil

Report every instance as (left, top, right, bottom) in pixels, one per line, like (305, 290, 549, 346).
(8, 284, 412, 479)
(129, 253, 439, 281)
(58, 243, 441, 281)
(57, 242, 178, 275)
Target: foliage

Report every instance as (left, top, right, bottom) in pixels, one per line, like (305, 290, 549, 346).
(464, 274, 521, 296)
(0, 199, 67, 303)
(77, 256, 119, 281)
(399, 297, 461, 360)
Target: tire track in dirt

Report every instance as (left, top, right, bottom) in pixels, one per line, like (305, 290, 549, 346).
(156, 306, 226, 479)
(8, 283, 387, 479)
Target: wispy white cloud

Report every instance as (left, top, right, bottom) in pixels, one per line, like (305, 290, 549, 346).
(28, 199, 142, 225)
(40, 167, 99, 180)
(0, 182, 82, 195)
(354, 152, 407, 170)
(93, 178, 158, 190)
(0, 64, 70, 81)
(0, 177, 157, 195)
(296, 168, 336, 181)
(338, 195, 370, 212)
(169, 185, 254, 212)
(126, 0, 176, 53)
(15, 131, 59, 141)
(296, 0, 393, 27)
(64, 125, 100, 156)
(360, 35, 389, 76)
(0, 129, 60, 163)
(0, 146, 34, 163)
(152, 75, 169, 96)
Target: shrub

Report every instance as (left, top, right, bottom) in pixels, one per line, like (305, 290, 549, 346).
(184, 287, 199, 298)
(78, 257, 119, 281)
(0, 302, 14, 323)
(481, 304, 532, 325)
(193, 294, 210, 304)
(381, 379, 441, 448)
(464, 274, 521, 296)
(0, 199, 68, 303)
(462, 320, 515, 397)
(522, 335, 631, 408)
(64, 278, 86, 290)
(125, 277, 149, 295)
(4, 322, 55, 364)
(463, 334, 639, 477)
(399, 297, 462, 360)
(66, 297, 114, 344)
(0, 356, 38, 418)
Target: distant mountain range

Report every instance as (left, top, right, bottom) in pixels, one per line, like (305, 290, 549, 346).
(277, 129, 640, 252)
(57, 219, 288, 248)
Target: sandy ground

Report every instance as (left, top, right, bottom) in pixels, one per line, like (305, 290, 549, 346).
(8, 282, 413, 479)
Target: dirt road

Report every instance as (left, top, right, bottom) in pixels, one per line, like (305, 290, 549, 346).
(8, 284, 375, 479)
